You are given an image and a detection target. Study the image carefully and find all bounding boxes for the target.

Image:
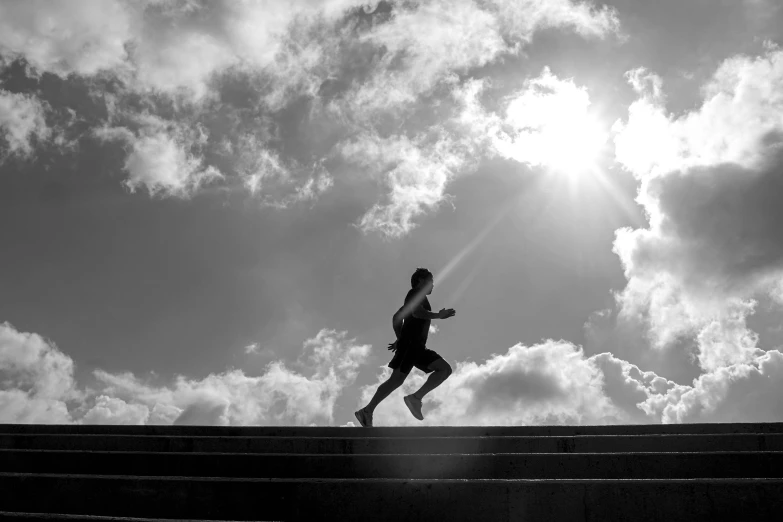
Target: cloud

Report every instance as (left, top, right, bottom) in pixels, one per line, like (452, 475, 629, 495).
(0, 0, 620, 227)
(80, 395, 150, 425)
(612, 48, 783, 360)
(0, 0, 133, 77)
(340, 130, 475, 237)
(360, 340, 628, 426)
(0, 322, 79, 424)
(81, 329, 370, 426)
(5, 319, 783, 426)
(226, 133, 334, 207)
(340, 0, 620, 120)
(0, 0, 369, 99)
(0, 89, 50, 157)
(94, 114, 222, 197)
(453, 68, 608, 171)
(360, 336, 783, 426)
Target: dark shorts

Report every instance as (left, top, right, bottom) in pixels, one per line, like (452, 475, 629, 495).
(388, 342, 443, 375)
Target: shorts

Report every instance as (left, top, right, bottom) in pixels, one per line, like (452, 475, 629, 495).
(388, 342, 443, 375)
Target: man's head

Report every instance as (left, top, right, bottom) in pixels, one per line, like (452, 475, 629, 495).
(411, 268, 434, 295)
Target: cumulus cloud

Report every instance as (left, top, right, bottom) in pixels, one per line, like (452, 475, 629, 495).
(0, 322, 79, 423)
(360, 340, 628, 426)
(0, 0, 133, 77)
(612, 48, 783, 362)
(361, 337, 783, 426)
(225, 133, 334, 207)
(0, 0, 368, 99)
(6, 319, 783, 426)
(340, 0, 619, 119)
(340, 130, 475, 237)
(0, 0, 621, 227)
(0, 325, 371, 426)
(94, 114, 222, 197)
(0, 89, 50, 157)
(81, 328, 370, 425)
(453, 68, 608, 171)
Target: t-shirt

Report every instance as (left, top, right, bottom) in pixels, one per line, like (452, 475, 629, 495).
(399, 288, 431, 346)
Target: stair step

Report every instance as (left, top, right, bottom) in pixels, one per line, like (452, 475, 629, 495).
(2, 433, 779, 454)
(0, 512, 251, 522)
(3, 423, 783, 436)
(2, 473, 781, 521)
(1, 449, 780, 479)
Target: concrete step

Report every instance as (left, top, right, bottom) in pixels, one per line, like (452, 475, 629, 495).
(1, 449, 780, 479)
(0, 513, 246, 522)
(2, 432, 780, 454)
(3, 422, 782, 436)
(1, 473, 781, 521)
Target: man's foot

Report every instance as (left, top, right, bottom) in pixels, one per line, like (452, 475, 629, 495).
(355, 407, 373, 427)
(404, 394, 423, 421)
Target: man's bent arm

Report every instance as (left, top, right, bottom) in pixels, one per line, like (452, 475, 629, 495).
(412, 309, 449, 320)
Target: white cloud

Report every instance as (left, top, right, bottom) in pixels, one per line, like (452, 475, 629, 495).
(612, 48, 783, 361)
(489, 0, 620, 41)
(0, 0, 369, 100)
(0, 0, 133, 77)
(0, 0, 619, 218)
(5, 319, 783, 426)
(0, 322, 79, 424)
(12, 327, 368, 426)
(341, 0, 619, 120)
(86, 329, 370, 426)
(225, 133, 333, 207)
(0, 89, 50, 157)
(80, 395, 149, 425)
(340, 130, 473, 237)
(94, 114, 222, 197)
(453, 69, 608, 172)
(360, 340, 628, 426)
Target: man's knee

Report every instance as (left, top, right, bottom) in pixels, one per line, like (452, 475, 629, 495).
(430, 359, 452, 377)
(389, 369, 407, 385)
(442, 362, 453, 377)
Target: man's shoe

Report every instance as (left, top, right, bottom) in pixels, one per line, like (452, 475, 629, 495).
(355, 407, 373, 427)
(404, 394, 424, 421)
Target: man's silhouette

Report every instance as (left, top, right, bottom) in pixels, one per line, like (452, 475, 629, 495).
(355, 268, 456, 427)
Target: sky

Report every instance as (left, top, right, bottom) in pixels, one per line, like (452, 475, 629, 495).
(1, 0, 783, 427)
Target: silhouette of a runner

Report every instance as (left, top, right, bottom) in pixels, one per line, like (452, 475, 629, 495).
(355, 268, 455, 427)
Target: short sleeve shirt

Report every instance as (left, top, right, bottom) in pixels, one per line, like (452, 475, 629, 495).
(400, 288, 431, 346)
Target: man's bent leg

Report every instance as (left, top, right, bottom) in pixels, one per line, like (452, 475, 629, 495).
(364, 368, 407, 414)
(411, 358, 452, 400)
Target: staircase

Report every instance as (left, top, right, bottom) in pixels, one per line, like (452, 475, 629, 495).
(1, 423, 782, 521)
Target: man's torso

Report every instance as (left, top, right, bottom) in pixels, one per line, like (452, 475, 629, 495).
(400, 289, 430, 346)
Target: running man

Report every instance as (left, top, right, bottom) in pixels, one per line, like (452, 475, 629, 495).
(355, 268, 456, 427)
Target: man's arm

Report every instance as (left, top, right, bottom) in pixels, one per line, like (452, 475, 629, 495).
(413, 306, 456, 320)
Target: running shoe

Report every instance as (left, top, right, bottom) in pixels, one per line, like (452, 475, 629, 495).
(404, 394, 423, 420)
(354, 407, 373, 427)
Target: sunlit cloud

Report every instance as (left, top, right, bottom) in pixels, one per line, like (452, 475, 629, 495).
(340, 130, 474, 237)
(94, 114, 223, 197)
(612, 48, 783, 358)
(0, 89, 50, 158)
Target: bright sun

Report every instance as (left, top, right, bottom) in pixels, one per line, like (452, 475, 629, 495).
(544, 112, 607, 176)
(499, 70, 608, 179)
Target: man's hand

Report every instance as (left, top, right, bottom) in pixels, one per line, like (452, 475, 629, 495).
(438, 308, 456, 319)
(388, 340, 398, 352)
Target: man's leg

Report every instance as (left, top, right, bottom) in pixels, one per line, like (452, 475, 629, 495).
(411, 358, 452, 401)
(363, 368, 408, 414)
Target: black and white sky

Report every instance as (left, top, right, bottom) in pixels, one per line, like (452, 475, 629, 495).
(1, 0, 783, 426)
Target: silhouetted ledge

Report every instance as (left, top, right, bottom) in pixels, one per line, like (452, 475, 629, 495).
(2, 421, 783, 436)
(2, 423, 782, 521)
